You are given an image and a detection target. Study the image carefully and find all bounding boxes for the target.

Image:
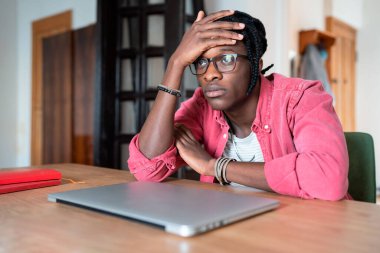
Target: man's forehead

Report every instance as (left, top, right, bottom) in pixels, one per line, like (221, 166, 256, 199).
(202, 42, 247, 57)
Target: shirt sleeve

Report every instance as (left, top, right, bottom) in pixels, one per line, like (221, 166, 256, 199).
(264, 81, 349, 200)
(127, 135, 183, 181)
(127, 88, 205, 182)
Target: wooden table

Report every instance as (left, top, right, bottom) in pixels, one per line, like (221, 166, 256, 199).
(1, 164, 379, 253)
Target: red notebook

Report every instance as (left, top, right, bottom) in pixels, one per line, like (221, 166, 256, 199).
(0, 169, 61, 194)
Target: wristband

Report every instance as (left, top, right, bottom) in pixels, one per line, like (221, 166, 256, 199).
(157, 84, 182, 97)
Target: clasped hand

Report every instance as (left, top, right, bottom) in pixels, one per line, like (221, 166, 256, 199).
(174, 125, 215, 176)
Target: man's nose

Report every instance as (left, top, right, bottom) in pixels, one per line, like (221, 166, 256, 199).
(203, 62, 222, 82)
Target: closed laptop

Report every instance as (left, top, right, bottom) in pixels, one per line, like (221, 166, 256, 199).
(48, 181, 279, 237)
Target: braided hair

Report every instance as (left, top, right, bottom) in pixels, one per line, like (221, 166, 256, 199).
(219, 11, 270, 94)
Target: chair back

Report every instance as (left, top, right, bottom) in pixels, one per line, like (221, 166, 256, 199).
(344, 132, 376, 203)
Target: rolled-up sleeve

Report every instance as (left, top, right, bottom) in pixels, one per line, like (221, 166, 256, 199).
(127, 135, 184, 181)
(264, 81, 349, 200)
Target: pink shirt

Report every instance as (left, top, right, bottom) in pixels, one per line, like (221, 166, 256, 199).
(128, 73, 349, 200)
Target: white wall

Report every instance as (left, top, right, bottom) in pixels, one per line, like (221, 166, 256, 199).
(331, 0, 363, 29)
(357, 0, 380, 187)
(288, 0, 325, 69)
(0, 0, 18, 168)
(16, 0, 96, 166)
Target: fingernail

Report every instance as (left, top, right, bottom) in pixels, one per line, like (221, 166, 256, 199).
(239, 23, 245, 28)
(238, 34, 244, 39)
(231, 39, 236, 44)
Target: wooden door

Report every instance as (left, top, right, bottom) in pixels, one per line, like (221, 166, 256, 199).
(41, 25, 96, 164)
(326, 17, 356, 131)
(72, 25, 96, 165)
(42, 32, 73, 163)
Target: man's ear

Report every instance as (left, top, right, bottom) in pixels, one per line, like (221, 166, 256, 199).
(259, 59, 263, 71)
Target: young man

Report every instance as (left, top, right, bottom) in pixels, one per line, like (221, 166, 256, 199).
(128, 10, 349, 200)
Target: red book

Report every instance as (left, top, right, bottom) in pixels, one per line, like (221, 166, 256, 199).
(0, 169, 61, 194)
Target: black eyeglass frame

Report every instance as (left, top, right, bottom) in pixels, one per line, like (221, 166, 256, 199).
(189, 53, 248, 75)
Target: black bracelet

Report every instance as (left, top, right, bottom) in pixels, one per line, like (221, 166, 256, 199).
(157, 84, 182, 97)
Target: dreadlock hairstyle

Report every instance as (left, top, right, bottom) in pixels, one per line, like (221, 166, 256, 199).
(219, 11, 272, 94)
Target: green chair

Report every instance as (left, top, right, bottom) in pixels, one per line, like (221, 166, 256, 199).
(344, 132, 377, 203)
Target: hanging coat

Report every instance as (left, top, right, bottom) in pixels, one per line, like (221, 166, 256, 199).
(299, 44, 335, 102)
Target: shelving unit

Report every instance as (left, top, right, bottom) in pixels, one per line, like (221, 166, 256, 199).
(299, 29, 335, 54)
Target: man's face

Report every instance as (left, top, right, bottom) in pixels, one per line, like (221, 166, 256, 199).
(196, 41, 252, 112)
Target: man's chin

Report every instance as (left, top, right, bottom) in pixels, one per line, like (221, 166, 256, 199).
(206, 98, 228, 111)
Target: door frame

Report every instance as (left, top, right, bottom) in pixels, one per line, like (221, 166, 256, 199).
(31, 11, 72, 165)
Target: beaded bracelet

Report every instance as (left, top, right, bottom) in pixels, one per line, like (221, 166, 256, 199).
(157, 84, 182, 97)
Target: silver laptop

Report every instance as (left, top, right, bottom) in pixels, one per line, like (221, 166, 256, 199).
(48, 182, 279, 237)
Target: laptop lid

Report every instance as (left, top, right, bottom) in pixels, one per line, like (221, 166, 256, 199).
(48, 182, 279, 237)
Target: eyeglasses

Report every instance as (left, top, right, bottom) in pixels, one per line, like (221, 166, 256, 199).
(189, 53, 248, 75)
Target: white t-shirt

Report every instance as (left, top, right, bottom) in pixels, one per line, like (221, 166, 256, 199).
(222, 131, 264, 188)
(223, 132, 264, 162)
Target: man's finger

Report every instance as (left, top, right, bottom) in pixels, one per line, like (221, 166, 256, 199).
(197, 10, 234, 25)
(199, 30, 244, 41)
(177, 125, 197, 141)
(174, 127, 190, 143)
(195, 10, 205, 22)
(202, 21, 245, 31)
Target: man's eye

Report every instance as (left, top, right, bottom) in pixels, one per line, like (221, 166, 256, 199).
(221, 55, 234, 65)
(197, 59, 208, 68)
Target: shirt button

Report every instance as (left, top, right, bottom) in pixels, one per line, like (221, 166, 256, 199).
(263, 124, 271, 133)
(223, 134, 227, 139)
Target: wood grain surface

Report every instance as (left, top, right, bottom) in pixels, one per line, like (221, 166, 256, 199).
(0, 164, 379, 253)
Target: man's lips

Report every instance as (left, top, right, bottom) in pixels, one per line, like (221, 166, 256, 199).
(204, 85, 226, 98)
